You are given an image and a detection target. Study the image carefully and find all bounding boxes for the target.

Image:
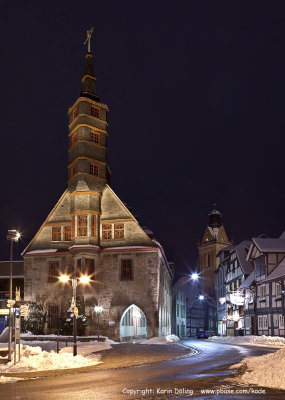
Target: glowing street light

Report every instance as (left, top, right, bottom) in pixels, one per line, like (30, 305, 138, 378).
(58, 273, 90, 356)
(199, 295, 205, 300)
(79, 275, 90, 284)
(7, 229, 21, 362)
(191, 273, 199, 281)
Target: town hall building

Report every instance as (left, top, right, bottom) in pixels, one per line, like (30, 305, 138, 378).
(23, 34, 172, 341)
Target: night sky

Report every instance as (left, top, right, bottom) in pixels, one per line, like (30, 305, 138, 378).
(1, 1, 285, 278)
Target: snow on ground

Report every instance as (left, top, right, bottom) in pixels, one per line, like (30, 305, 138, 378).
(0, 344, 102, 374)
(208, 335, 285, 347)
(140, 334, 180, 345)
(59, 341, 113, 355)
(229, 346, 285, 390)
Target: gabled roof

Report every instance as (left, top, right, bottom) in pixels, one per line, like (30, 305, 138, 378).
(234, 240, 253, 275)
(252, 238, 285, 253)
(239, 270, 255, 289)
(262, 259, 285, 282)
(217, 244, 236, 259)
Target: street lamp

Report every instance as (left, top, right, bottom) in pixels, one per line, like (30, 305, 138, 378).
(191, 273, 199, 281)
(59, 274, 90, 356)
(7, 229, 20, 362)
(199, 295, 205, 300)
(94, 305, 103, 340)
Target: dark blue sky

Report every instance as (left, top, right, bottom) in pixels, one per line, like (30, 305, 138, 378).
(1, 1, 285, 277)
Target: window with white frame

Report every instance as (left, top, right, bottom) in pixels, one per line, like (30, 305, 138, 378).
(276, 283, 281, 297)
(260, 285, 265, 298)
(273, 314, 278, 327)
(263, 315, 268, 329)
(258, 316, 263, 329)
(279, 314, 285, 329)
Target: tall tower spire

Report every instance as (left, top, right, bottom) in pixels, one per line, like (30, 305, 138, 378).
(81, 27, 100, 102)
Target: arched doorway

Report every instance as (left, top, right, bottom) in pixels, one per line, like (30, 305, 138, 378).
(120, 304, 147, 341)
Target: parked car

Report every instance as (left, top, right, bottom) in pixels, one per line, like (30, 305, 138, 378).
(196, 328, 209, 339)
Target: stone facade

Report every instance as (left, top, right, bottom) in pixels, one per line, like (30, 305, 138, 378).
(198, 208, 231, 299)
(23, 48, 172, 341)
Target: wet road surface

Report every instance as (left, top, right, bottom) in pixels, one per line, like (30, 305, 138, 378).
(1, 338, 285, 400)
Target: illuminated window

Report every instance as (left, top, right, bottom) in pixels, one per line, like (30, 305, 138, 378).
(64, 226, 71, 241)
(78, 215, 87, 236)
(90, 130, 100, 143)
(52, 227, 61, 241)
(71, 164, 77, 178)
(73, 107, 78, 120)
(91, 215, 96, 236)
(71, 132, 77, 146)
(102, 224, 112, 240)
(121, 259, 133, 281)
(90, 162, 99, 176)
(114, 224, 124, 239)
(91, 106, 100, 118)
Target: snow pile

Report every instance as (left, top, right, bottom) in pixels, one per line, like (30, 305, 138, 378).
(59, 340, 113, 355)
(230, 346, 285, 390)
(0, 344, 101, 373)
(208, 335, 285, 346)
(141, 335, 180, 345)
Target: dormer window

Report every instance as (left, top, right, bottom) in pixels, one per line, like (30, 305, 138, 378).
(91, 106, 100, 118)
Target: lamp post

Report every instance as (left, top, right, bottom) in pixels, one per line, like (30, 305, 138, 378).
(7, 230, 20, 362)
(94, 305, 103, 340)
(59, 274, 90, 356)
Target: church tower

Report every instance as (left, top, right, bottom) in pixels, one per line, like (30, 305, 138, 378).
(198, 207, 231, 299)
(67, 45, 109, 249)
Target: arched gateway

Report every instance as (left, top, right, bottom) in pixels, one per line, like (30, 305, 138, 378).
(120, 304, 147, 341)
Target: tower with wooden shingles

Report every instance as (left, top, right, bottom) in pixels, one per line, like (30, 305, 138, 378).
(198, 208, 231, 299)
(23, 34, 172, 340)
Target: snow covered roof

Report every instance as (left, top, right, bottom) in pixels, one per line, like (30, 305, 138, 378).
(239, 271, 255, 289)
(25, 249, 58, 255)
(234, 241, 253, 275)
(217, 244, 236, 259)
(262, 259, 285, 282)
(252, 238, 285, 253)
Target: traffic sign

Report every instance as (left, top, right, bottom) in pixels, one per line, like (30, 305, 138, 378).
(7, 300, 15, 308)
(20, 305, 29, 318)
(74, 307, 78, 316)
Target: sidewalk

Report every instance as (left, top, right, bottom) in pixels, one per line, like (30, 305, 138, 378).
(1, 343, 192, 379)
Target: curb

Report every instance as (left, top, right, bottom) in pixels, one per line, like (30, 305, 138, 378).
(1, 344, 197, 380)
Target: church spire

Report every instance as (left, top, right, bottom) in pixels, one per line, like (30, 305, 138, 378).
(81, 27, 100, 102)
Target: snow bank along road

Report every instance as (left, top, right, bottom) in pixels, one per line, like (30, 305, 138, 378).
(1, 339, 285, 400)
